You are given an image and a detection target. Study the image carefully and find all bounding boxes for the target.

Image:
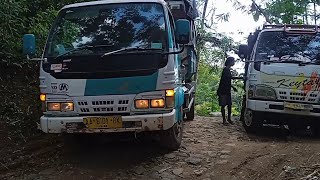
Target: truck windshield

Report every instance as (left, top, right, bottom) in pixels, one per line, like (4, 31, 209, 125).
(44, 3, 167, 58)
(255, 31, 320, 63)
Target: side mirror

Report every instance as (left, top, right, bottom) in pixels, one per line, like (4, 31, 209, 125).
(23, 34, 36, 56)
(238, 44, 248, 59)
(175, 19, 190, 44)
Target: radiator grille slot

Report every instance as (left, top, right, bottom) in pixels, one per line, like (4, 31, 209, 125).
(78, 101, 88, 106)
(92, 100, 114, 105)
(280, 96, 287, 100)
(279, 91, 287, 95)
(93, 107, 114, 112)
(290, 97, 305, 101)
(119, 100, 129, 105)
(290, 92, 307, 96)
(118, 107, 127, 111)
(80, 108, 90, 112)
(310, 93, 317, 97)
(308, 99, 316, 102)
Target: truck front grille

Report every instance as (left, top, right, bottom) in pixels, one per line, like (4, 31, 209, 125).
(278, 90, 318, 103)
(74, 95, 134, 114)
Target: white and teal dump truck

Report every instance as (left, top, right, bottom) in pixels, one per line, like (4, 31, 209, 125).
(23, 0, 199, 150)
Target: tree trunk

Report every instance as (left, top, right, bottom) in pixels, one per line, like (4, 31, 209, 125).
(201, 0, 209, 29)
(196, 0, 209, 81)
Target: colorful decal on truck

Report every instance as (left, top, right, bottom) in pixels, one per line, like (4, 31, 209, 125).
(261, 72, 320, 92)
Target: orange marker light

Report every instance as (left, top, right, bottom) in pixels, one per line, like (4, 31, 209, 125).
(165, 89, 174, 97)
(40, 94, 46, 102)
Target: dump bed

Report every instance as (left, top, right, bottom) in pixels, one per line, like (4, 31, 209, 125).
(166, 0, 198, 81)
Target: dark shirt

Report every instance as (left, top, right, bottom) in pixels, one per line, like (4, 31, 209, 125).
(217, 67, 232, 95)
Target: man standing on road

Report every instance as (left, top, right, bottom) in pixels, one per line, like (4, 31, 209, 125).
(217, 57, 240, 125)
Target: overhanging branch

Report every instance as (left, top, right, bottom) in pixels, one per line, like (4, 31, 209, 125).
(251, 0, 271, 23)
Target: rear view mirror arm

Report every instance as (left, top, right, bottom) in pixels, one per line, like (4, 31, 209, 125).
(26, 55, 46, 62)
(163, 45, 185, 55)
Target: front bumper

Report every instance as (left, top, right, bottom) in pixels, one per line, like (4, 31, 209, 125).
(247, 99, 320, 117)
(40, 109, 176, 133)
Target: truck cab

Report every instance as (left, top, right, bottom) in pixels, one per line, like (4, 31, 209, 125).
(22, 0, 199, 150)
(239, 25, 320, 134)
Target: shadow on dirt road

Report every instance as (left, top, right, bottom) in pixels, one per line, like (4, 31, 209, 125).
(61, 134, 169, 170)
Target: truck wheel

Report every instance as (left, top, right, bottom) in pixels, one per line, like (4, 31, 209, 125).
(161, 108, 183, 150)
(186, 100, 195, 121)
(288, 122, 301, 134)
(311, 122, 320, 137)
(242, 109, 262, 133)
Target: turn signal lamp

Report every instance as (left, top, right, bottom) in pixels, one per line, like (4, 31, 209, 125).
(151, 99, 165, 108)
(40, 94, 46, 102)
(166, 89, 174, 97)
(135, 100, 149, 109)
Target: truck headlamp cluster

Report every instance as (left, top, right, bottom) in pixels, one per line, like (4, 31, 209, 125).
(249, 85, 277, 100)
(135, 99, 165, 109)
(47, 102, 74, 112)
(135, 90, 175, 109)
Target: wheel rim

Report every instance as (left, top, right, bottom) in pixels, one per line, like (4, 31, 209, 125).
(244, 109, 253, 127)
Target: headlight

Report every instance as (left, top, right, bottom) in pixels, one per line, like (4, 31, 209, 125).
(61, 102, 74, 111)
(151, 99, 165, 108)
(47, 102, 74, 111)
(135, 100, 149, 109)
(254, 85, 277, 100)
(47, 103, 61, 111)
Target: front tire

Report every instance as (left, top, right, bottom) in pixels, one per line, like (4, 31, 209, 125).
(242, 109, 262, 133)
(160, 108, 183, 150)
(311, 122, 320, 137)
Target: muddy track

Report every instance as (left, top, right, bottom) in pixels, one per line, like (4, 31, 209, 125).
(1, 116, 320, 180)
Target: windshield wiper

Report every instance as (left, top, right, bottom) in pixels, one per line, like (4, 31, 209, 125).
(101, 46, 185, 58)
(55, 44, 114, 59)
(101, 47, 163, 57)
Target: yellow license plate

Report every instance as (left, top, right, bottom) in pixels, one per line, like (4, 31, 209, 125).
(83, 116, 122, 129)
(284, 102, 312, 110)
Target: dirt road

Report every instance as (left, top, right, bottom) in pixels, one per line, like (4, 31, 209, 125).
(1, 116, 320, 180)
